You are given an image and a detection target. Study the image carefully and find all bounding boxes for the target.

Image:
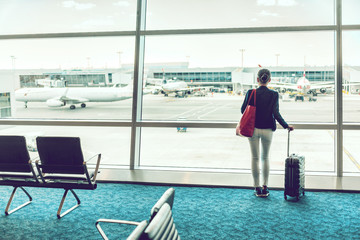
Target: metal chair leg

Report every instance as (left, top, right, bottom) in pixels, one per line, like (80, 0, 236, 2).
(57, 189, 81, 219)
(5, 186, 32, 215)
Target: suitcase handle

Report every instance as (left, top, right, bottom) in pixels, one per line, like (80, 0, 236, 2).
(287, 129, 290, 157)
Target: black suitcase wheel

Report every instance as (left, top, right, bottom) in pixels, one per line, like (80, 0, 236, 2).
(284, 193, 287, 200)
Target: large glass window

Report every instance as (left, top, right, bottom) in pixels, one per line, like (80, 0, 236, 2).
(1, 37, 134, 120)
(2, 0, 359, 178)
(140, 128, 335, 172)
(146, 0, 334, 30)
(0, 125, 131, 166)
(343, 31, 360, 123)
(343, 0, 360, 25)
(0, 0, 137, 34)
(343, 131, 360, 173)
(143, 32, 335, 122)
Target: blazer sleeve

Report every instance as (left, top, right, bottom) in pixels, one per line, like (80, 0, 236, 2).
(241, 90, 251, 114)
(272, 92, 289, 129)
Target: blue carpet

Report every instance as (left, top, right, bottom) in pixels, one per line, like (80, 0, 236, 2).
(0, 183, 359, 240)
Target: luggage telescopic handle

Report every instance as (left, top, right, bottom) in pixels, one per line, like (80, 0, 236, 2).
(287, 129, 290, 157)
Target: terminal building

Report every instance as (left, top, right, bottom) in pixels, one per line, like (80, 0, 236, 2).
(13, 64, 360, 94)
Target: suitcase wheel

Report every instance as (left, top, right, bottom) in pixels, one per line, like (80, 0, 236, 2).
(284, 193, 287, 200)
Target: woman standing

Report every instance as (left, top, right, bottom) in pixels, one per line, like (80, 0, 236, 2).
(241, 68, 294, 197)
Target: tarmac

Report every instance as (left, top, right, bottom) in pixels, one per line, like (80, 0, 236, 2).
(3, 92, 360, 174)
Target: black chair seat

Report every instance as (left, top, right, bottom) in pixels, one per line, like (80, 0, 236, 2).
(43, 170, 95, 181)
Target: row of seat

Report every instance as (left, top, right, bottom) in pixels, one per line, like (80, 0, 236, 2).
(0, 135, 101, 218)
(96, 187, 180, 240)
(1, 135, 181, 239)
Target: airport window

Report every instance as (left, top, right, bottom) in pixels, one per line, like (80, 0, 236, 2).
(140, 128, 335, 172)
(143, 32, 335, 122)
(343, 131, 360, 174)
(343, 0, 360, 25)
(343, 31, 360, 123)
(0, 125, 131, 166)
(146, 0, 334, 30)
(271, 130, 335, 173)
(140, 128, 251, 169)
(6, 37, 135, 120)
(2, 0, 360, 178)
(0, 0, 137, 35)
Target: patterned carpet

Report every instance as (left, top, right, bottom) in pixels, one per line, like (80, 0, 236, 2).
(0, 183, 359, 239)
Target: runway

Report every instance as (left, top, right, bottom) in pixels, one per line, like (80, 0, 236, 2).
(3, 92, 360, 174)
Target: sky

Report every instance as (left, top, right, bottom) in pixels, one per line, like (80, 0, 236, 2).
(0, 0, 359, 69)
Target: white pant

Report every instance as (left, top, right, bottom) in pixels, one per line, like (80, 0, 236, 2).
(248, 128, 273, 187)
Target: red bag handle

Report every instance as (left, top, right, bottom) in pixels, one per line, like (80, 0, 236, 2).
(246, 89, 256, 106)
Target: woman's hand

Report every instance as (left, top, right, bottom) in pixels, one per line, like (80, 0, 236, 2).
(287, 125, 294, 131)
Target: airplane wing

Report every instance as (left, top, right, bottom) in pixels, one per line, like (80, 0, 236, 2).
(58, 88, 89, 104)
(268, 82, 299, 90)
(59, 95, 89, 104)
(46, 88, 89, 107)
(307, 83, 334, 90)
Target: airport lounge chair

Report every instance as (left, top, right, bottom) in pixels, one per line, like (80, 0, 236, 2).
(0, 136, 39, 215)
(35, 136, 101, 218)
(96, 188, 175, 240)
(97, 203, 179, 240)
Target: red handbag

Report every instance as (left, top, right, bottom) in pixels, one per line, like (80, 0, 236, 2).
(236, 89, 256, 137)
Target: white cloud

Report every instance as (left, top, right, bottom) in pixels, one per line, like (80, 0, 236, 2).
(259, 10, 279, 17)
(113, 1, 130, 7)
(257, 0, 276, 6)
(278, 0, 298, 6)
(62, 1, 96, 10)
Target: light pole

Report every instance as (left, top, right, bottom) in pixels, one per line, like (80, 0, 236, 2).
(117, 51, 123, 69)
(86, 57, 91, 69)
(10, 55, 16, 70)
(186, 55, 190, 68)
(275, 53, 280, 66)
(10, 55, 16, 89)
(239, 49, 245, 68)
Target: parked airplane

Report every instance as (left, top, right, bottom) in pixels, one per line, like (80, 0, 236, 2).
(270, 73, 334, 96)
(155, 80, 211, 97)
(161, 80, 191, 97)
(15, 85, 133, 109)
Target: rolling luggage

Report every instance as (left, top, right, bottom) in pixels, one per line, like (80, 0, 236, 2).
(284, 131, 305, 201)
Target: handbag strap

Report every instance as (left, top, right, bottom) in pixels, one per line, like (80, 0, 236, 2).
(246, 89, 256, 106)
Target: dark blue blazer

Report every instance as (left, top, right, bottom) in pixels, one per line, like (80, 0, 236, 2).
(241, 86, 288, 131)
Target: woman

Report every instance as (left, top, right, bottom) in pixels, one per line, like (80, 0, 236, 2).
(241, 68, 294, 197)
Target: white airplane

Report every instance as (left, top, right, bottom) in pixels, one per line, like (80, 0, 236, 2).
(15, 85, 133, 109)
(270, 74, 334, 96)
(161, 80, 191, 97)
(158, 80, 211, 97)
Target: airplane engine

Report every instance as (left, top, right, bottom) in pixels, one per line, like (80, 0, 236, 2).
(46, 99, 65, 107)
(281, 88, 286, 93)
(320, 88, 327, 94)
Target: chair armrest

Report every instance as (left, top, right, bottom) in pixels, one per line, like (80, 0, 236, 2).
(95, 218, 141, 240)
(85, 153, 101, 163)
(91, 154, 101, 183)
(96, 219, 141, 225)
(35, 160, 46, 183)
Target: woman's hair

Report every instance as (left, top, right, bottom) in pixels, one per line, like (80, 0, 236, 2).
(258, 68, 271, 84)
